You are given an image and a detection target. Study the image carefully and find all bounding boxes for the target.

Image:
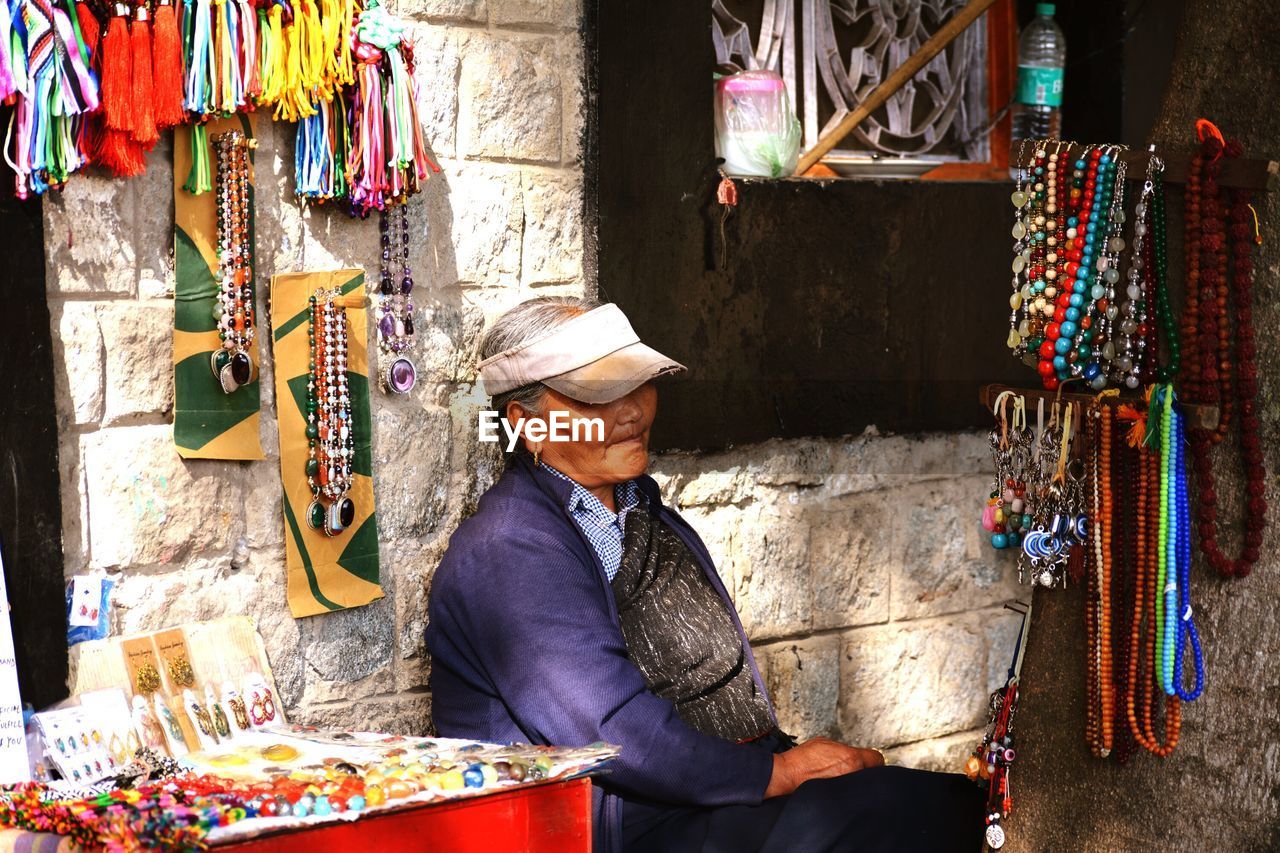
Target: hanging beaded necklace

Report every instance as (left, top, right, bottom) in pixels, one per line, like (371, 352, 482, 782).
(1083, 161, 1127, 389)
(211, 130, 256, 394)
(1110, 165, 1158, 389)
(1038, 148, 1121, 388)
(1007, 143, 1034, 357)
(1109, 425, 1138, 763)
(963, 599, 1031, 851)
(1183, 129, 1268, 579)
(375, 204, 418, 394)
(1168, 394, 1204, 701)
(1084, 396, 1117, 757)
(1147, 160, 1179, 384)
(305, 289, 357, 537)
(1122, 399, 1181, 757)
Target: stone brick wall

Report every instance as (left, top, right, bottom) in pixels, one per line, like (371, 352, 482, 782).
(45, 0, 586, 734)
(649, 432, 1023, 769)
(41, 0, 1017, 772)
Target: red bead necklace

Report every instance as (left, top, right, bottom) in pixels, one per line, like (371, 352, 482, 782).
(1182, 129, 1268, 579)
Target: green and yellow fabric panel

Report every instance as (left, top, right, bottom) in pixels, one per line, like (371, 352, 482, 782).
(270, 269, 383, 617)
(172, 114, 265, 460)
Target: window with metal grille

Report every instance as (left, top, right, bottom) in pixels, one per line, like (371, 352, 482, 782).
(712, 0, 1015, 178)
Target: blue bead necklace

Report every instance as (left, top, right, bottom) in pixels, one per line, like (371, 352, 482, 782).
(1171, 398, 1205, 700)
(1152, 384, 1204, 700)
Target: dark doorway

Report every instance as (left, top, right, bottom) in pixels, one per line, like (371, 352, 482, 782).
(0, 187, 68, 710)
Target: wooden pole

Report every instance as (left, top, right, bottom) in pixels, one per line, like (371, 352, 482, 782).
(795, 0, 1001, 175)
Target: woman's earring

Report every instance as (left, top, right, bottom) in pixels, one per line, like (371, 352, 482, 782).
(532, 444, 541, 467)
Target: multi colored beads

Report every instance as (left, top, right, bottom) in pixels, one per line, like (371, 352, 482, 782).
(211, 131, 257, 394)
(305, 290, 357, 537)
(375, 204, 418, 394)
(1006, 142, 1194, 391)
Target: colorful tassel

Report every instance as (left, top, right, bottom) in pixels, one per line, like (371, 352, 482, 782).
(183, 0, 213, 114)
(96, 125, 147, 176)
(129, 4, 158, 147)
(182, 121, 211, 192)
(237, 0, 259, 101)
(151, 0, 185, 127)
(99, 3, 133, 132)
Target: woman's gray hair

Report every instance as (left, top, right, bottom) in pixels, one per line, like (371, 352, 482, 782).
(480, 296, 602, 454)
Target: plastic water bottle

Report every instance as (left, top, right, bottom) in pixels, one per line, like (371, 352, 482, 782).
(1011, 3, 1065, 143)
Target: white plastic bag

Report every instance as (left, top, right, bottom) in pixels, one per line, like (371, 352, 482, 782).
(714, 70, 802, 178)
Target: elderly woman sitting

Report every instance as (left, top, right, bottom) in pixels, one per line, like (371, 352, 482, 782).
(427, 297, 982, 852)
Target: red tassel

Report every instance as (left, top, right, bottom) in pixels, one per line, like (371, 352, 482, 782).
(151, 0, 185, 129)
(96, 127, 147, 177)
(100, 7, 133, 132)
(80, 112, 104, 168)
(75, 2, 101, 66)
(129, 7, 158, 147)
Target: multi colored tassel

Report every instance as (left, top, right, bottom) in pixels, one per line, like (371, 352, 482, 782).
(312, 0, 437, 215)
(7, 0, 100, 195)
(0, 0, 443, 200)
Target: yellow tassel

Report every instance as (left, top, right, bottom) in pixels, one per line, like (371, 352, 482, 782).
(337, 0, 354, 86)
(278, 15, 303, 120)
(319, 0, 340, 85)
(303, 0, 324, 93)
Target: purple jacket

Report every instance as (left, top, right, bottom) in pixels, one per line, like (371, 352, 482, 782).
(426, 454, 777, 851)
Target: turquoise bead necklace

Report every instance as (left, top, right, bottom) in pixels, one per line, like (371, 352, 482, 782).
(1057, 151, 1123, 383)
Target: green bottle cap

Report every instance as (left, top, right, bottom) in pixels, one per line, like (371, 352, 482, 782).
(1035, 2, 1055, 15)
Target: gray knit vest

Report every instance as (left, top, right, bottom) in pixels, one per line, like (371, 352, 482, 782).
(611, 508, 773, 742)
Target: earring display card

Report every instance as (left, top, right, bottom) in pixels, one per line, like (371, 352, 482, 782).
(70, 617, 285, 720)
(33, 707, 117, 783)
(269, 269, 383, 618)
(120, 637, 165, 699)
(172, 113, 266, 461)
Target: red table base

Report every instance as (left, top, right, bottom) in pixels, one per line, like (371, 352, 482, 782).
(216, 777, 592, 853)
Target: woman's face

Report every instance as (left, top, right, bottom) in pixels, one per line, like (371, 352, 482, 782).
(509, 382, 658, 489)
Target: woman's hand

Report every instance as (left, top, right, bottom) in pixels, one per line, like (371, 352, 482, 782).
(763, 737, 885, 799)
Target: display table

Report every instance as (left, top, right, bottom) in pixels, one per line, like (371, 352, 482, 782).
(215, 777, 592, 853)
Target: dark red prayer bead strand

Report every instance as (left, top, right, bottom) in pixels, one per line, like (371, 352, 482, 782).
(1186, 136, 1268, 579)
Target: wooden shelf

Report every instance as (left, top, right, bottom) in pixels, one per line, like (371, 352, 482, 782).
(978, 383, 1220, 432)
(1009, 143, 1278, 191)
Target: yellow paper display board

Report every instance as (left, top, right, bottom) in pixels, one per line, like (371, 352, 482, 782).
(269, 269, 383, 617)
(172, 114, 265, 460)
